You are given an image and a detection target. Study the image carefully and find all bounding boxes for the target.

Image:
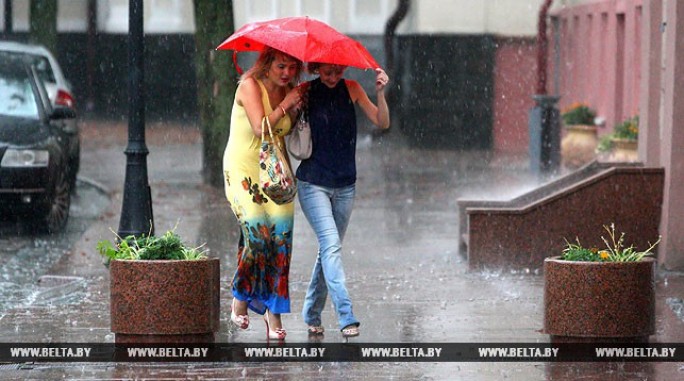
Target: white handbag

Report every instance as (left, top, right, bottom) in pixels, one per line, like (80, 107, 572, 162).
(286, 110, 312, 160)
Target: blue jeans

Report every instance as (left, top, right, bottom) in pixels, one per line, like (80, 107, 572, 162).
(297, 180, 359, 330)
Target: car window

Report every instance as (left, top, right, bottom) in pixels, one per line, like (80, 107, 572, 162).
(27, 55, 57, 84)
(32, 65, 54, 114)
(0, 77, 40, 119)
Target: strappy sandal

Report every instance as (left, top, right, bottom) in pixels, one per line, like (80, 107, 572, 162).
(264, 310, 286, 341)
(230, 298, 249, 330)
(307, 325, 325, 335)
(341, 324, 360, 338)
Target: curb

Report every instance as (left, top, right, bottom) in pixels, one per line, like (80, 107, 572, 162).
(76, 176, 111, 196)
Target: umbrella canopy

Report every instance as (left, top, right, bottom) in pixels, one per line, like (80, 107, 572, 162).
(216, 16, 379, 70)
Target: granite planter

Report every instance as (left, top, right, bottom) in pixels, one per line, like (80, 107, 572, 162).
(608, 138, 638, 162)
(110, 258, 220, 343)
(543, 256, 655, 339)
(560, 124, 598, 169)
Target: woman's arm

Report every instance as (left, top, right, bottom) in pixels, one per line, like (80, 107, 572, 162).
(237, 78, 302, 136)
(348, 69, 390, 129)
(236, 77, 267, 136)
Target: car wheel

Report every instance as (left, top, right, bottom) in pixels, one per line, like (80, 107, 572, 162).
(41, 170, 72, 233)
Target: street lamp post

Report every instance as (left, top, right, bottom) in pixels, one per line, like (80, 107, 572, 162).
(118, 0, 154, 238)
(529, 0, 560, 176)
(529, 95, 561, 175)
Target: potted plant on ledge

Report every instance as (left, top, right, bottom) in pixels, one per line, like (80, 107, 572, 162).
(560, 102, 598, 169)
(544, 224, 660, 341)
(609, 115, 639, 162)
(97, 229, 220, 344)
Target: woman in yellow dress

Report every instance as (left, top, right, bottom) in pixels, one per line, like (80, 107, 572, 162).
(223, 47, 303, 340)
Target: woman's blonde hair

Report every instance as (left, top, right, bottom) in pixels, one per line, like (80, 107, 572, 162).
(241, 47, 303, 84)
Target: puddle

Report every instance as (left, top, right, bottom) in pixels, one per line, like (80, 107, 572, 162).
(30, 275, 88, 306)
(0, 180, 108, 317)
(666, 298, 684, 322)
(0, 275, 87, 319)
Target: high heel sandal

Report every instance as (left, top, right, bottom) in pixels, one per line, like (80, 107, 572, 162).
(307, 325, 325, 335)
(264, 310, 286, 340)
(230, 298, 249, 329)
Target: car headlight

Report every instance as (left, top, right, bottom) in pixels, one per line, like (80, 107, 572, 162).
(1, 149, 50, 167)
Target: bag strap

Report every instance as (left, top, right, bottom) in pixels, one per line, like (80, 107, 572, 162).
(297, 109, 307, 125)
(261, 116, 275, 141)
(261, 116, 265, 140)
(301, 82, 310, 117)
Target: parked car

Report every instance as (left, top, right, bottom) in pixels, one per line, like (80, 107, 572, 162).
(0, 53, 79, 233)
(0, 41, 76, 109)
(0, 41, 80, 190)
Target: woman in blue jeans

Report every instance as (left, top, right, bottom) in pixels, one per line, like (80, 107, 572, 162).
(296, 63, 390, 338)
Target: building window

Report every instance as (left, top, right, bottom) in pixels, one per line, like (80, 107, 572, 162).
(245, 0, 279, 23)
(294, 0, 331, 22)
(348, 0, 390, 34)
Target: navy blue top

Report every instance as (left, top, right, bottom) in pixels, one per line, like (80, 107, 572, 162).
(296, 78, 357, 187)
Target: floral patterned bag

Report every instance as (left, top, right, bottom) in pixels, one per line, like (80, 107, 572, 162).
(259, 116, 297, 204)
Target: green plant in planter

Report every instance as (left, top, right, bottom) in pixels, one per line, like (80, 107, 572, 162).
(597, 115, 639, 152)
(596, 134, 614, 153)
(614, 115, 639, 141)
(97, 229, 208, 265)
(561, 102, 596, 126)
(562, 223, 660, 262)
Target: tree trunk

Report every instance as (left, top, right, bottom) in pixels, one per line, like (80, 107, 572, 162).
(29, 0, 58, 54)
(193, 0, 238, 187)
(3, 0, 13, 37)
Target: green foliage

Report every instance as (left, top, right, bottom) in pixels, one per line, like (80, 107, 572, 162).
(613, 115, 639, 141)
(561, 102, 596, 126)
(596, 115, 640, 152)
(596, 133, 614, 152)
(561, 239, 600, 261)
(97, 229, 208, 265)
(561, 224, 660, 262)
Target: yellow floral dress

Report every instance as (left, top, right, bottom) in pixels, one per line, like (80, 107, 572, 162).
(223, 79, 294, 315)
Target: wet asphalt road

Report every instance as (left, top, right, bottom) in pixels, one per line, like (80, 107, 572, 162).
(0, 180, 109, 316)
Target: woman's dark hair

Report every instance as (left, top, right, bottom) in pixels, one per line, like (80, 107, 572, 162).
(306, 62, 322, 74)
(306, 62, 347, 75)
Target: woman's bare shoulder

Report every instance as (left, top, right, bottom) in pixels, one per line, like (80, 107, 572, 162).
(344, 79, 361, 88)
(236, 77, 260, 105)
(344, 79, 365, 102)
(239, 76, 259, 91)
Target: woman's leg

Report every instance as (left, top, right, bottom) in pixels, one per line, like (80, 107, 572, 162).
(299, 182, 329, 327)
(260, 198, 294, 336)
(302, 254, 328, 327)
(330, 184, 355, 243)
(330, 184, 358, 332)
(230, 232, 250, 328)
(298, 181, 359, 330)
(226, 176, 293, 317)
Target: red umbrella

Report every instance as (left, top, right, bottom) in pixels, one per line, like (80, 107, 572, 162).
(216, 16, 379, 70)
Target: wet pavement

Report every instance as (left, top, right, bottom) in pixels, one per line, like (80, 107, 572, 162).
(1, 120, 684, 380)
(0, 179, 109, 318)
